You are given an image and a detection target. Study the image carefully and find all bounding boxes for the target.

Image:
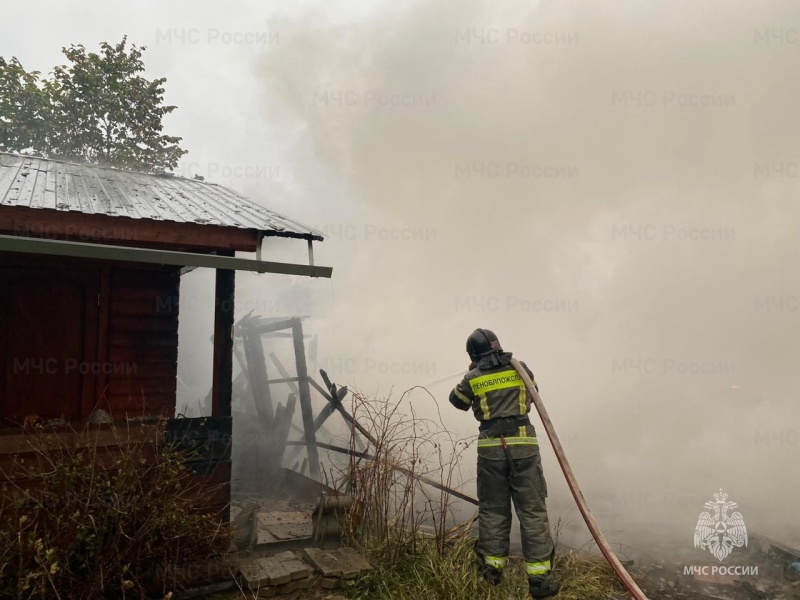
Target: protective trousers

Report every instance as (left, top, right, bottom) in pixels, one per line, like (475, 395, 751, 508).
(476, 448, 555, 577)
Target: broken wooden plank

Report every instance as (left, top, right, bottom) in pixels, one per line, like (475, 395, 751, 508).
(275, 393, 297, 465)
(272, 401, 286, 459)
(268, 351, 345, 463)
(268, 352, 314, 469)
(292, 318, 321, 480)
(311, 370, 348, 433)
(242, 329, 274, 425)
(312, 394, 338, 432)
(306, 375, 368, 455)
(307, 377, 377, 446)
(286, 440, 374, 460)
(288, 440, 479, 506)
(250, 317, 296, 335)
(268, 352, 301, 391)
(264, 376, 302, 386)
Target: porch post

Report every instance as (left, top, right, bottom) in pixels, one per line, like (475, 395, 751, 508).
(211, 268, 235, 417)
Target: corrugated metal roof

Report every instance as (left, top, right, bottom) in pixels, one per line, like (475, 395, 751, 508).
(0, 153, 323, 241)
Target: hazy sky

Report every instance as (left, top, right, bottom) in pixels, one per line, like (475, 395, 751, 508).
(3, 0, 799, 550)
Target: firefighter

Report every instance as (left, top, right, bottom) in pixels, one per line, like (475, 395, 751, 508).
(449, 328, 560, 598)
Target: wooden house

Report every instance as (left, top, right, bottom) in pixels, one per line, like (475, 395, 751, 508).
(0, 152, 331, 518)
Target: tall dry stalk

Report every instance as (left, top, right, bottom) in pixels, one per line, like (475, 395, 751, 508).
(330, 390, 635, 599)
(338, 388, 473, 561)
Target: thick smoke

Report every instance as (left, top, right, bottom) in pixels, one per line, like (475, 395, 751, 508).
(237, 0, 800, 550)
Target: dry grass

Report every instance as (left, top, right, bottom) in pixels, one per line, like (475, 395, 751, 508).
(341, 538, 631, 600)
(324, 389, 631, 600)
(209, 544, 632, 600)
(553, 550, 633, 600)
(0, 422, 229, 599)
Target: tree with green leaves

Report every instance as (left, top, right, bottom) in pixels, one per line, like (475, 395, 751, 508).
(0, 37, 186, 173)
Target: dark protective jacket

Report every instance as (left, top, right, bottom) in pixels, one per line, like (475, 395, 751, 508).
(449, 351, 540, 459)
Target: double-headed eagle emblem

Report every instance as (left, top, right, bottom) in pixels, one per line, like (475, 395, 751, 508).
(693, 488, 748, 561)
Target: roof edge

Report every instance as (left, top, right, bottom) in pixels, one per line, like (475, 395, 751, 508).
(0, 152, 325, 242)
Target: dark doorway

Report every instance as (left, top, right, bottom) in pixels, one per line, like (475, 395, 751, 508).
(0, 265, 99, 424)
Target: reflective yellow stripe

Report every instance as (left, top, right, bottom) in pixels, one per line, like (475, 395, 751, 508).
(469, 369, 525, 394)
(477, 436, 538, 448)
(479, 394, 490, 420)
(453, 387, 471, 406)
(519, 426, 526, 437)
(525, 560, 551, 575)
(484, 555, 508, 569)
(519, 384, 526, 415)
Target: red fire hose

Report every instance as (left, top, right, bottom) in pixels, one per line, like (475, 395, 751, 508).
(510, 358, 649, 600)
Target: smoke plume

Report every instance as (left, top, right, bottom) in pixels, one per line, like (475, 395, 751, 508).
(239, 0, 800, 549)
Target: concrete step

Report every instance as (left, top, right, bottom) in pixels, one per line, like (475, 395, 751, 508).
(238, 547, 371, 596)
(302, 547, 373, 579)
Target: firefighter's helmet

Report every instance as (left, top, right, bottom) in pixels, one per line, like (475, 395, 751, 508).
(466, 328, 503, 361)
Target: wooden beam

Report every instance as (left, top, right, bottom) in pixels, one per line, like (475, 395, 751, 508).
(312, 400, 338, 432)
(265, 352, 338, 447)
(275, 393, 297, 466)
(288, 440, 479, 506)
(264, 376, 301, 386)
(271, 401, 286, 466)
(243, 329, 274, 425)
(307, 377, 377, 446)
(250, 318, 296, 335)
(0, 205, 260, 252)
(292, 318, 321, 480)
(286, 440, 374, 460)
(300, 371, 368, 453)
(266, 352, 303, 396)
(0, 234, 332, 278)
(309, 373, 344, 433)
(0, 422, 163, 455)
(211, 268, 235, 417)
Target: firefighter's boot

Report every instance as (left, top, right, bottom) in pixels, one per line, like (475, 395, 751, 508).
(473, 542, 504, 586)
(481, 564, 503, 586)
(528, 573, 560, 598)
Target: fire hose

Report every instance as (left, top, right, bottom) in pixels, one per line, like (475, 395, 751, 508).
(509, 358, 649, 600)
